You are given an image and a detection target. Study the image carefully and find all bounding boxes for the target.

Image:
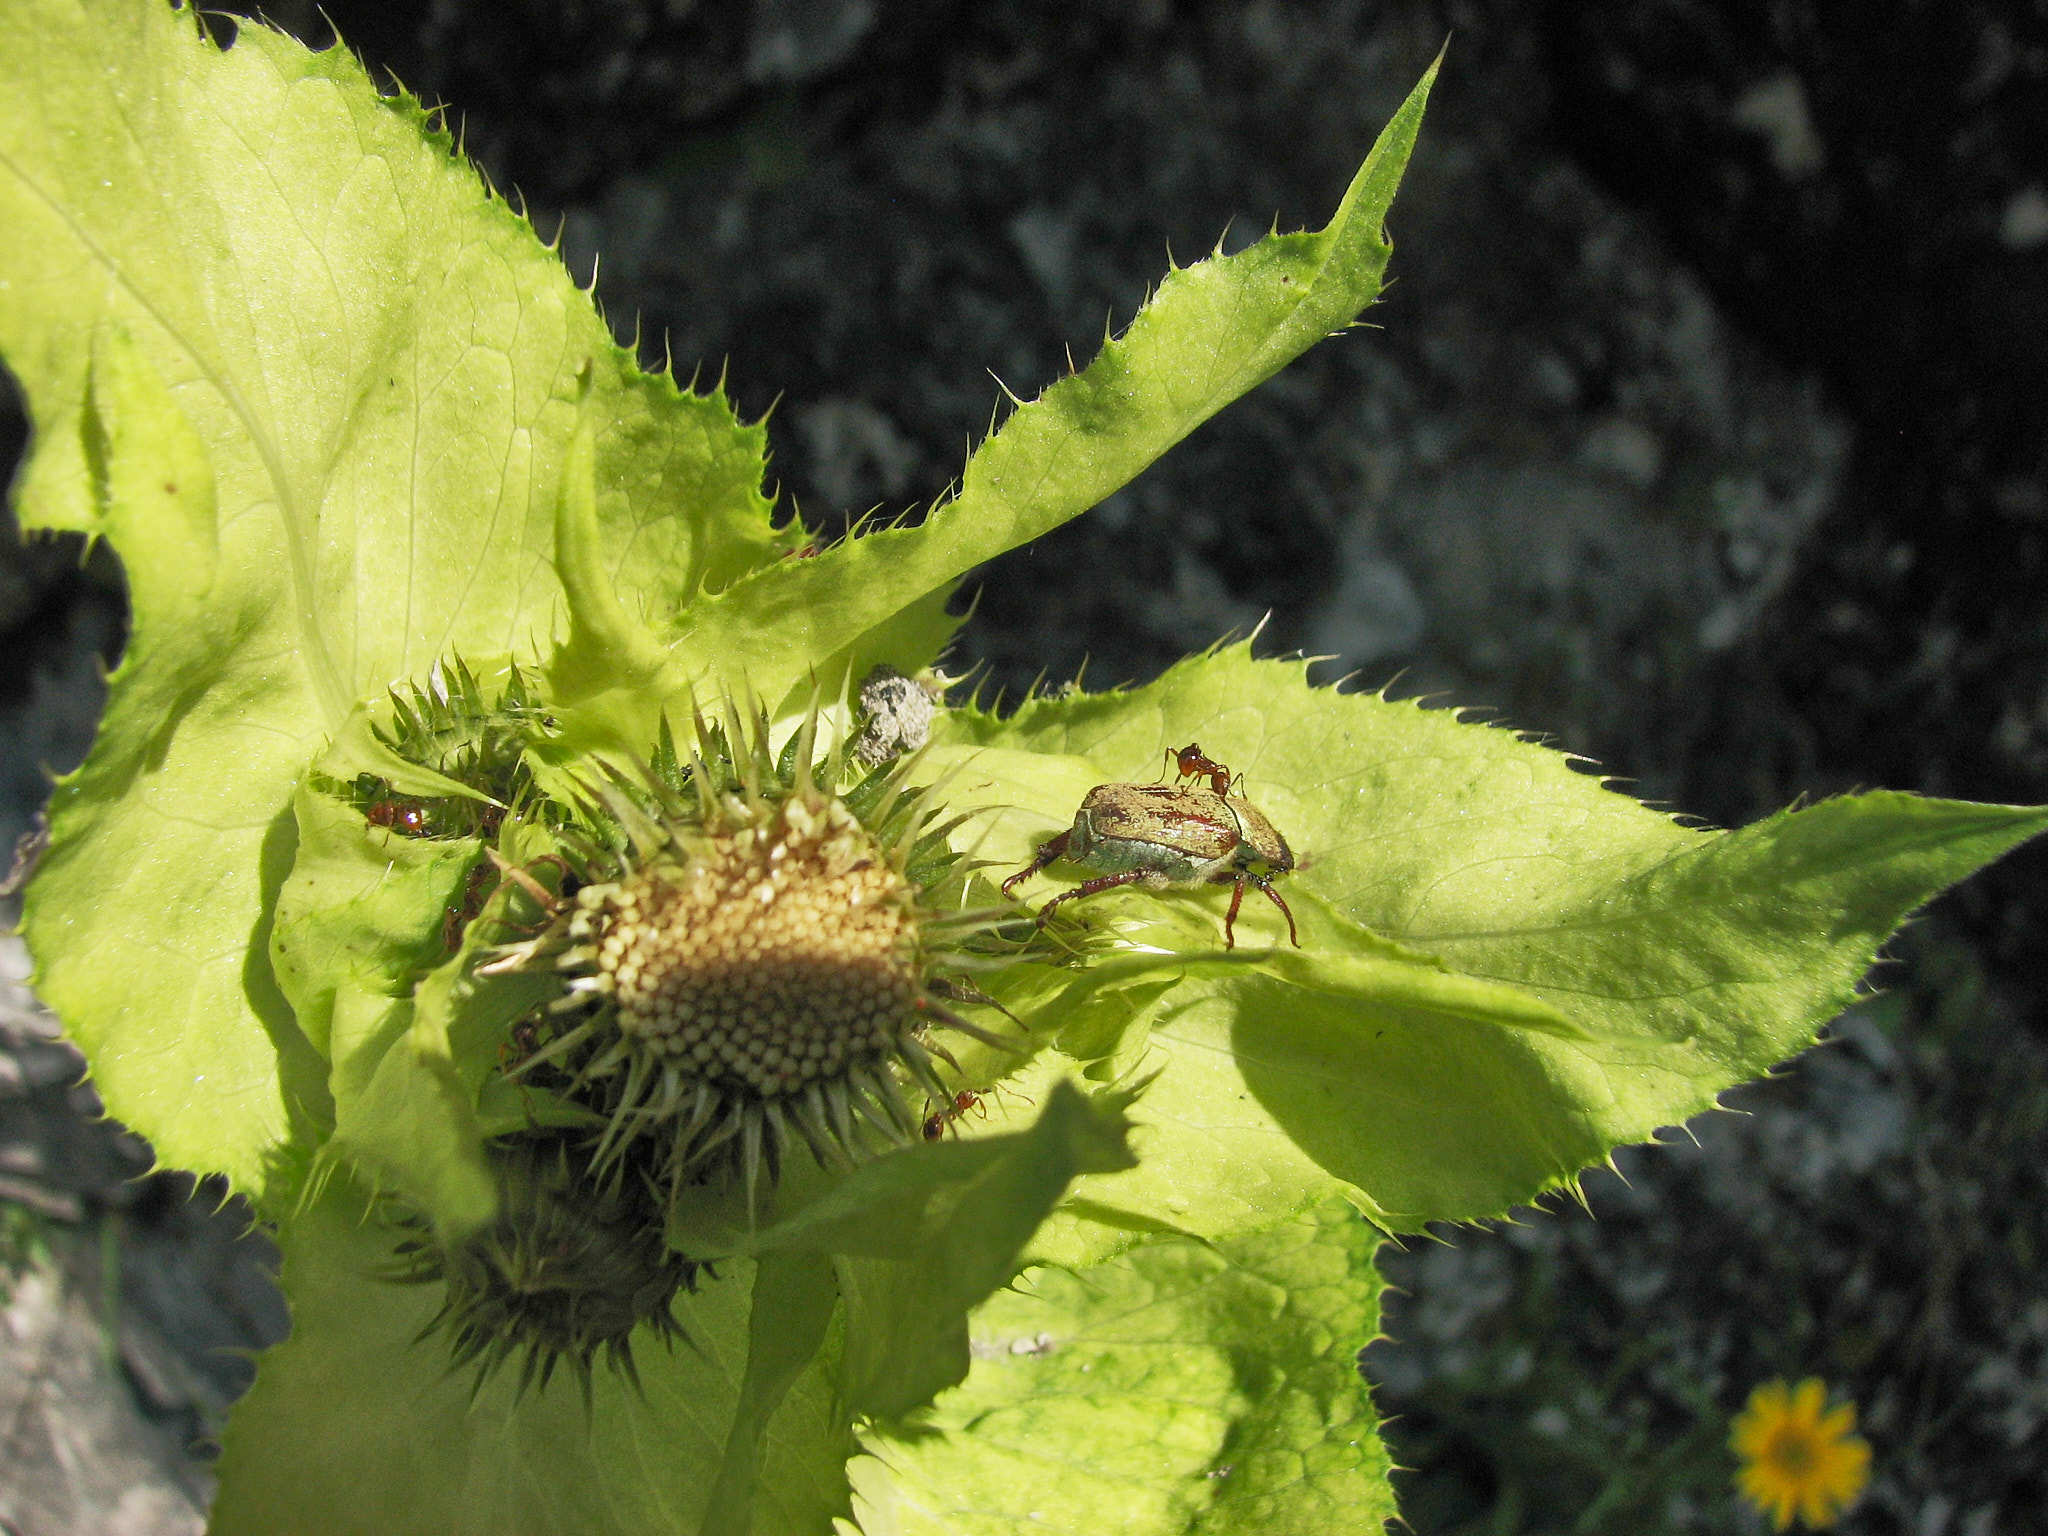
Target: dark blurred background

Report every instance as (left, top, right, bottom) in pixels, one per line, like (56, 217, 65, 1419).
(4, 2, 2045, 1532)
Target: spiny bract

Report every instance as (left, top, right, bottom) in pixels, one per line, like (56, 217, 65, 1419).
(491, 700, 1017, 1208)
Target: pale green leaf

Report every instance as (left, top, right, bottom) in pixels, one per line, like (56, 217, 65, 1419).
(0, 0, 783, 1197)
(932, 646, 2048, 1230)
(267, 785, 501, 1232)
(270, 784, 477, 1061)
(644, 59, 1441, 716)
(846, 1200, 1392, 1536)
(10, 320, 331, 1189)
(324, 981, 497, 1235)
(773, 1081, 1134, 1419)
(703, 1251, 852, 1536)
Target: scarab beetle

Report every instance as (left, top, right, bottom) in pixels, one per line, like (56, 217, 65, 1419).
(1002, 745, 1300, 949)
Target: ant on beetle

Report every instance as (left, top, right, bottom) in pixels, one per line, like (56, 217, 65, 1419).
(1165, 742, 1235, 797)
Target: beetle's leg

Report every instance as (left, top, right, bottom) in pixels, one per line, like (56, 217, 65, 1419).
(1035, 869, 1152, 926)
(1252, 875, 1301, 948)
(1222, 876, 1249, 949)
(1001, 831, 1072, 899)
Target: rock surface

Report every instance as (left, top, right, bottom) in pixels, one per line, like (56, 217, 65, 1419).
(1, 931, 288, 1536)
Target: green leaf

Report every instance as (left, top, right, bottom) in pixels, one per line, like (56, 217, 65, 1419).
(768, 1081, 1135, 1419)
(266, 778, 499, 1226)
(270, 721, 598, 1232)
(845, 1200, 1393, 1536)
(271, 785, 477, 1062)
(661, 1081, 1135, 1420)
(1017, 894, 1588, 1046)
(325, 982, 498, 1235)
(210, 1176, 854, 1536)
(1, 0, 784, 1198)
(650, 58, 1441, 715)
(703, 1252, 852, 1536)
(543, 414, 691, 750)
(932, 645, 2048, 1231)
(10, 319, 330, 1198)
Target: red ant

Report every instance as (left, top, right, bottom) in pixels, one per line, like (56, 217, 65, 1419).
(442, 859, 500, 951)
(496, 1018, 553, 1121)
(922, 1091, 980, 1140)
(921, 1084, 1033, 1140)
(366, 796, 505, 843)
(1165, 742, 1235, 797)
(498, 1017, 542, 1074)
(365, 798, 432, 836)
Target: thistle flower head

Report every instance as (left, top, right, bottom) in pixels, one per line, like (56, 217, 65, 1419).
(498, 696, 1016, 1208)
(387, 1135, 702, 1408)
(583, 787, 920, 1085)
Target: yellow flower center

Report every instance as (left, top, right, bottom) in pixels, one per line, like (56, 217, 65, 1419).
(1764, 1426, 1817, 1478)
(591, 792, 919, 1097)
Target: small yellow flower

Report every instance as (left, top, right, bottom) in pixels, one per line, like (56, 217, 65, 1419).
(1732, 1377, 1872, 1530)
